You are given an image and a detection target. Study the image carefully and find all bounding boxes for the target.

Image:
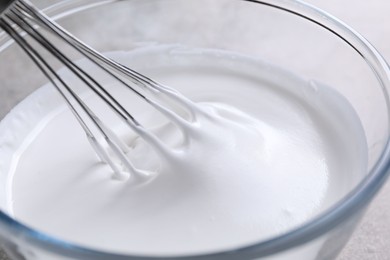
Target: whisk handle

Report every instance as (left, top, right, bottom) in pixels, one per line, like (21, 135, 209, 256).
(0, 0, 15, 15)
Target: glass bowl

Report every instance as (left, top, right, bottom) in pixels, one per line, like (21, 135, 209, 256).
(0, 0, 389, 259)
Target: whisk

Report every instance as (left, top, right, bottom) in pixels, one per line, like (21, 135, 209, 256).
(0, 0, 199, 180)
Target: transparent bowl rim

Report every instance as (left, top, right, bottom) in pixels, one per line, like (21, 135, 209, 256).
(0, 0, 390, 259)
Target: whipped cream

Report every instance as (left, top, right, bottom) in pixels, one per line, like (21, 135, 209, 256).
(0, 45, 367, 256)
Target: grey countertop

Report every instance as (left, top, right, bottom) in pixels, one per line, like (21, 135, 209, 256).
(1, 0, 390, 259)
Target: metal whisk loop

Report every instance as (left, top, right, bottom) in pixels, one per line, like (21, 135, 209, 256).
(0, 0, 198, 180)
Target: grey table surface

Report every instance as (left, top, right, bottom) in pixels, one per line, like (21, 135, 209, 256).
(1, 0, 390, 259)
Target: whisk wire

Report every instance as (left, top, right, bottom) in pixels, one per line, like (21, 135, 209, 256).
(0, 0, 214, 180)
(15, 0, 199, 120)
(0, 0, 195, 179)
(9, 6, 139, 126)
(13, 0, 193, 147)
(0, 11, 136, 178)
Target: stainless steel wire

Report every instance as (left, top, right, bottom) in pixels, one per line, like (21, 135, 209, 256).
(0, 0, 195, 179)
